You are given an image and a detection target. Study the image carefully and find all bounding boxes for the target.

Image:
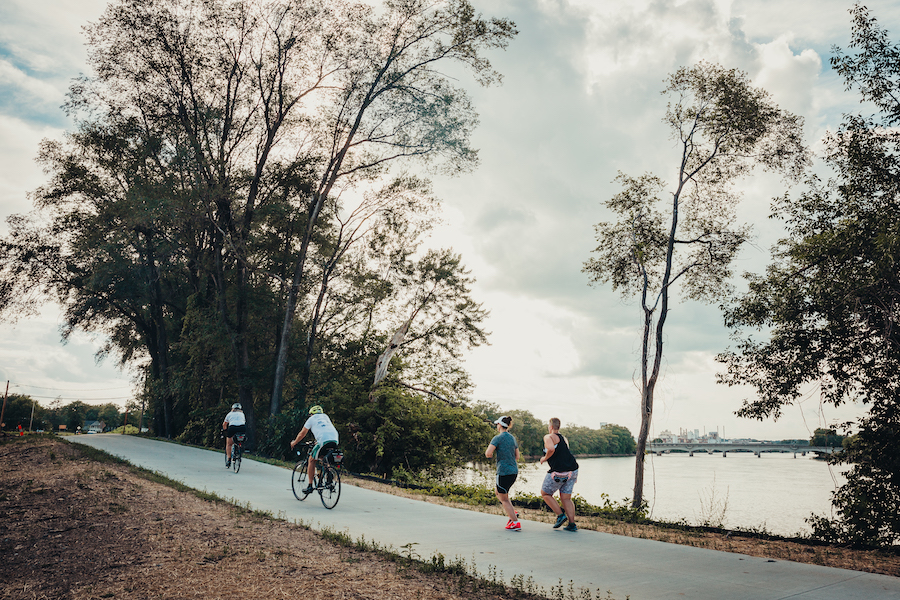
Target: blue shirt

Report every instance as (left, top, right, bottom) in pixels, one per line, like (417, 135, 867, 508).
(490, 431, 519, 476)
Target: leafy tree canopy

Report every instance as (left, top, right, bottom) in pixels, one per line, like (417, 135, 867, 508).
(719, 3, 900, 547)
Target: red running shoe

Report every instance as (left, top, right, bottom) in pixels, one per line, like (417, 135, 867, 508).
(505, 520, 521, 531)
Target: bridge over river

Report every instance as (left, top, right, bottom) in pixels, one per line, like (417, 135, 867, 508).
(648, 442, 840, 457)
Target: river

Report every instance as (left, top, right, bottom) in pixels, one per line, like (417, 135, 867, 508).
(468, 452, 848, 537)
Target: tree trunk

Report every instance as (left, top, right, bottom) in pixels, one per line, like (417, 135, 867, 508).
(145, 235, 175, 438)
(632, 189, 679, 508)
(632, 305, 654, 508)
(271, 192, 328, 416)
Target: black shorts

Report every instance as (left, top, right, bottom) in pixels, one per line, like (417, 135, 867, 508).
(496, 473, 517, 495)
(225, 424, 246, 438)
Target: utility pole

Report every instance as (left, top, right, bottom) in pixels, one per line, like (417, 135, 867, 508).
(29, 398, 36, 432)
(0, 380, 8, 432)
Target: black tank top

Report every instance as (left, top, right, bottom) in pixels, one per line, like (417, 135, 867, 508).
(547, 433, 579, 472)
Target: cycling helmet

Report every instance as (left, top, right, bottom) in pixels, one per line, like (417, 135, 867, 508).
(308, 405, 324, 415)
(232, 403, 242, 410)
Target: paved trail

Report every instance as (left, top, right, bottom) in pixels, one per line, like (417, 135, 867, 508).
(70, 434, 899, 600)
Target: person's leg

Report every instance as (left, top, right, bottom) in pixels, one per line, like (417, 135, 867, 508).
(307, 456, 316, 486)
(496, 474, 519, 522)
(496, 491, 518, 521)
(225, 437, 232, 463)
(560, 493, 576, 523)
(542, 491, 562, 514)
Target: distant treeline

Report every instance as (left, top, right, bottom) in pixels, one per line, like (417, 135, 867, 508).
(471, 402, 636, 457)
(0, 396, 135, 432)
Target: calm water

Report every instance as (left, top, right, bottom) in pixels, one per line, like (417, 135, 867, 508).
(469, 453, 847, 536)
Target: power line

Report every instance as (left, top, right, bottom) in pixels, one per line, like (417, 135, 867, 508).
(9, 382, 133, 392)
(21, 394, 133, 401)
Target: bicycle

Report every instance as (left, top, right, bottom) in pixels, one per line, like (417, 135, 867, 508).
(231, 432, 246, 473)
(291, 441, 343, 509)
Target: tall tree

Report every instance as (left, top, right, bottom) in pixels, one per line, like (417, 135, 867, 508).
(73, 0, 357, 445)
(269, 0, 516, 415)
(0, 116, 190, 437)
(295, 175, 438, 405)
(718, 4, 900, 546)
(584, 62, 808, 508)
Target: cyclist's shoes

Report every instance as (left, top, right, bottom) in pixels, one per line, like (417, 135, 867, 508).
(553, 513, 568, 528)
(302, 484, 314, 495)
(505, 520, 521, 531)
(225, 461, 231, 468)
(564, 523, 578, 532)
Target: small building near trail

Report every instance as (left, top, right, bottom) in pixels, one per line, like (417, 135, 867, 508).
(85, 421, 106, 434)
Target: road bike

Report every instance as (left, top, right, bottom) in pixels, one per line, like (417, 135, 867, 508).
(231, 432, 246, 473)
(292, 441, 343, 509)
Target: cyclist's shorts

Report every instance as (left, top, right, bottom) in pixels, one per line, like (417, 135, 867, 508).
(225, 424, 247, 439)
(312, 439, 338, 460)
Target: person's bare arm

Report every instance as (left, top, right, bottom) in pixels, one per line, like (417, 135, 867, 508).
(290, 427, 310, 449)
(485, 443, 496, 459)
(539, 433, 556, 464)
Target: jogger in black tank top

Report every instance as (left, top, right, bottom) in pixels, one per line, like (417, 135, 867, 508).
(539, 417, 579, 531)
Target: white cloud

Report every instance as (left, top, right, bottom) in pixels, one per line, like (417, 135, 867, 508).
(0, 114, 62, 234)
(0, 304, 137, 409)
(0, 58, 65, 108)
(0, 0, 886, 439)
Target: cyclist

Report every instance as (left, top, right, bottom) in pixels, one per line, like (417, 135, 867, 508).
(222, 403, 246, 468)
(290, 405, 339, 494)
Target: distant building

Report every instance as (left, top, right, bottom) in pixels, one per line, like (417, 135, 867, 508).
(657, 429, 677, 443)
(85, 421, 106, 434)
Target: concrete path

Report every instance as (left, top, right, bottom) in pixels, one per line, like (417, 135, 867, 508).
(69, 434, 899, 600)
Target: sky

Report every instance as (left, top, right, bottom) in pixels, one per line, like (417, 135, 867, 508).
(1, 0, 897, 440)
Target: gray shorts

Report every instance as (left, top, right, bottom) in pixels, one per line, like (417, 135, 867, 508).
(541, 469, 578, 496)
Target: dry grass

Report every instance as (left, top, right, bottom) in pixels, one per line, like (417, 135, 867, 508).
(0, 437, 543, 600)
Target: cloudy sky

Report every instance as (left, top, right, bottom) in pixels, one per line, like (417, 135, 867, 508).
(1, 0, 896, 439)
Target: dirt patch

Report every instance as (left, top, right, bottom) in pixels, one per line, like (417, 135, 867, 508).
(0, 437, 538, 600)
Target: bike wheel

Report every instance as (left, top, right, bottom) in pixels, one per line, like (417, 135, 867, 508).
(233, 445, 241, 473)
(319, 464, 341, 509)
(292, 461, 311, 501)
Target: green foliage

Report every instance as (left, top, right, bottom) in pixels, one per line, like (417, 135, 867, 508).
(720, 5, 900, 547)
(0, 395, 41, 431)
(401, 475, 649, 523)
(567, 424, 637, 455)
(810, 428, 845, 448)
(333, 386, 493, 478)
(256, 406, 311, 462)
(471, 402, 636, 457)
(176, 406, 229, 449)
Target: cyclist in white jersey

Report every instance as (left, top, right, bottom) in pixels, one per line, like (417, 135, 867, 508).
(222, 403, 246, 468)
(290, 405, 339, 494)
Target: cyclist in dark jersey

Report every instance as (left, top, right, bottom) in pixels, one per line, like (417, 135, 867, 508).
(539, 417, 579, 531)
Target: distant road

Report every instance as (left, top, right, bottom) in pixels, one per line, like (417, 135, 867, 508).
(69, 434, 898, 600)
